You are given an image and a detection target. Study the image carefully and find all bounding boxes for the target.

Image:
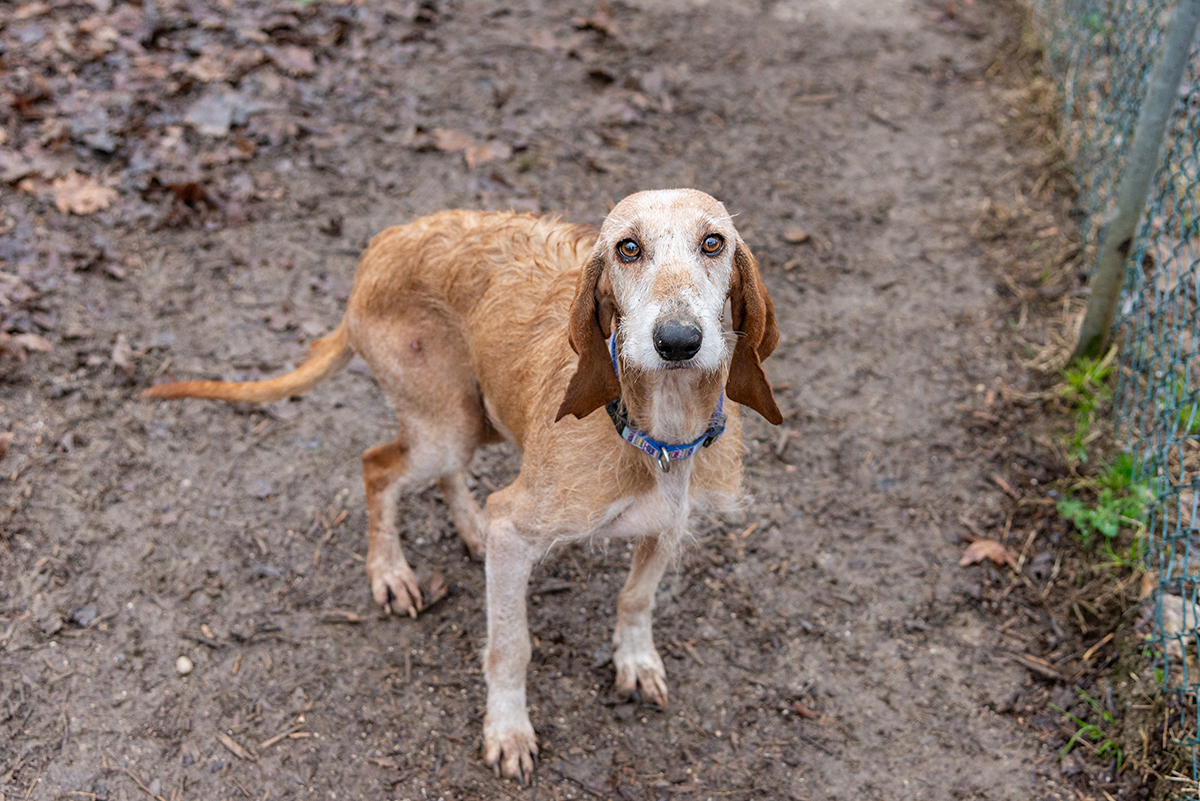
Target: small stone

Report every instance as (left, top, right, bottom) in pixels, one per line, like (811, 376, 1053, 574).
(72, 605, 98, 627)
(39, 614, 64, 636)
(176, 655, 194, 676)
(185, 93, 235, 137)
(592, 644, 613, 668)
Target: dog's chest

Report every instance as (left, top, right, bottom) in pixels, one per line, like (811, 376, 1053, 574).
(595, 469, 693, 539)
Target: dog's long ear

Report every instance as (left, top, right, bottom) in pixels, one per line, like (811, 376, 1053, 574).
(727, 241, 783, 424)
(556, 249, 621, 422)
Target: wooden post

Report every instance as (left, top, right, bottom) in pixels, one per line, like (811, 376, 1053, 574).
(1072, 0, 1200, 362)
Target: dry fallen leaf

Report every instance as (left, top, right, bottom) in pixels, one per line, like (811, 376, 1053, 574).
(417, 568, 449, 608)
(783, 228, 811, 244)
(52, 171, 117, 215)
(12, 333, 52, 353)
(111, 333, 135, 377)
(793, 702, 820, 719)
(527, 29, 586, 54)
(573, 1, 620, 36)
(527, 29, 559, 52)
(431, 129, 512, 169)
(185, 51, 231, 82)
(959, 538, 1017, 568)
(0, 332, 27, 363)
(431, 128, 477, 153)
(1159, 594, 1199, 662)
(1139, 569, 1156, 600)
(464, 140, 512, 169)
(0, 273, 36, 306)
(238, 26, 270, 44)
(270, 45, 316, 76)
(14, 1, 49, 20)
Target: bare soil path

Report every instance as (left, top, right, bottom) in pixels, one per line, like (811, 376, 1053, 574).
(1, 1, 1070, 798)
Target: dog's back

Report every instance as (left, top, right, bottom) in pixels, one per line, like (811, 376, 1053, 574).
(343, 210, 597, 446)
(146, 210, 595, 443)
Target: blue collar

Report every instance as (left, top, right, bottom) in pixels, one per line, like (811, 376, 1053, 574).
(605, 336, 727, 473)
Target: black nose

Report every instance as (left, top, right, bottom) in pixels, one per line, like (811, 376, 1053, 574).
(653, 321, 702, 362)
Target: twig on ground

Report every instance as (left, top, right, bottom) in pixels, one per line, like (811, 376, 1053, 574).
(216, 732, 256, 761)
(259, 726, 306, 750)
(116, 766, 166, 801)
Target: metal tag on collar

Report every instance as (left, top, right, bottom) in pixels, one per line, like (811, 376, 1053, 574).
(657, 447, 671, 473)
(702, 411, 727, 448)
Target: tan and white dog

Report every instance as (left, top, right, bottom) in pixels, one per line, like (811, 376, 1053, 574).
(144, 189, 781, 781)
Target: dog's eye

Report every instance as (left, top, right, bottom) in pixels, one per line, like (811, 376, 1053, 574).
(701, 234, 724, 256)
(617, 239, 641, 261)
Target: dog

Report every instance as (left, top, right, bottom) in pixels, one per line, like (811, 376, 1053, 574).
(143, 188, 782, 781)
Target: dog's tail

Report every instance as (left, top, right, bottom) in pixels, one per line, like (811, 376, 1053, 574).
(142, 323, 353, 403)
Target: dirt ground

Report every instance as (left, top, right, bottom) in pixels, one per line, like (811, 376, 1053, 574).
(0, 0, 1097, 798)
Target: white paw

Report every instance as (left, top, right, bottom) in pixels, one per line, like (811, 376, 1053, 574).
(613, 645, 668, 707)
(483, 714, 538, 783)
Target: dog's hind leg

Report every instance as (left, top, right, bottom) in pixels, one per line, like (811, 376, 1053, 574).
(612, 535, 672, 707)
(439, 472, 486, 560)
(364, 434, 485, 616)
(361, 417, 486, 616)
(362, 435, 430, 617)
(353, 314, 489, 614)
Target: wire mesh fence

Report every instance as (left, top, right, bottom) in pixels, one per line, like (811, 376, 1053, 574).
(1033, 0, 1200, 786)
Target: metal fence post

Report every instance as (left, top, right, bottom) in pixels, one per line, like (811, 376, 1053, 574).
(1071, 0, 1200, 362)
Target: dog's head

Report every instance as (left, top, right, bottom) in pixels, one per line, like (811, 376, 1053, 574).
(556, 189, 782, 425)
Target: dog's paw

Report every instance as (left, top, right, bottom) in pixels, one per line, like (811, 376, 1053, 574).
(483, 715, 538, 783)
(613, 647, 668, 708)
(454, 517, 485, 561)
(366, 559, 423, 618)
(460, 531, 485, 561)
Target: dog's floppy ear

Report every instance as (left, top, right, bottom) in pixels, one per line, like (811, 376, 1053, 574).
(556, 248, 621, 422)
(727, 240, 783, 424)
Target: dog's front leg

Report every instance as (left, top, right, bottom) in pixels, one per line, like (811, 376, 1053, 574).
(482, 516, 538, 782)
(612, 534, 673, 707)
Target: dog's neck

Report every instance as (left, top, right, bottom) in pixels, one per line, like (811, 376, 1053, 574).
(616, 366, 726, 447)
